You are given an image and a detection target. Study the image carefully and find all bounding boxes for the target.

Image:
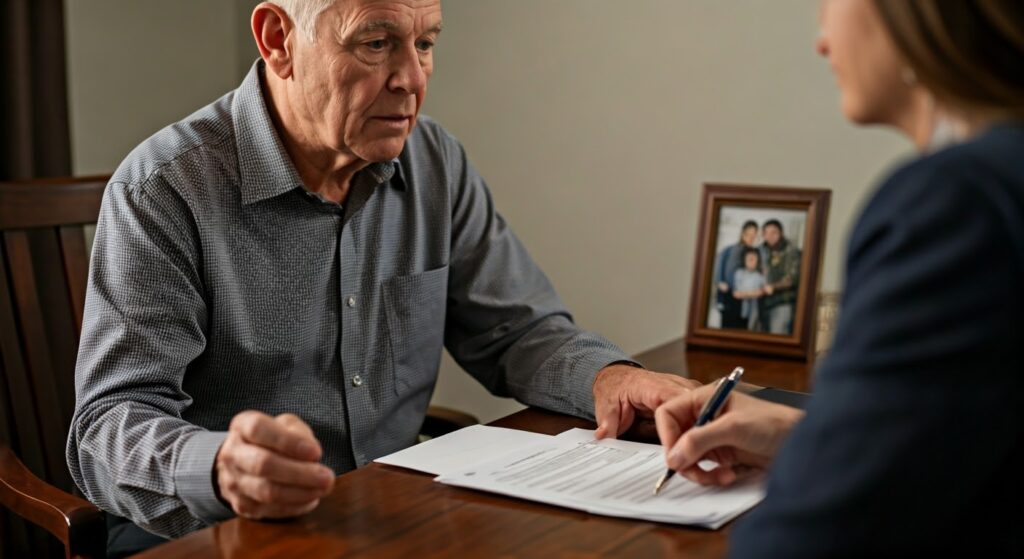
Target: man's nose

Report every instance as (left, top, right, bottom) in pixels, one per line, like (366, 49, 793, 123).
(388, 44, 427, 94)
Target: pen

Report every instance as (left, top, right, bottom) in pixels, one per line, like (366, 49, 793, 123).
(653, 366, 744, 496)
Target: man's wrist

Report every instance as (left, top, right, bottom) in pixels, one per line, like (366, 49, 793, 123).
(594, 361, 645, 389)
(212, 446, 231, 510)
(174, 431, 234, 523)
(602, 360, 644, 371)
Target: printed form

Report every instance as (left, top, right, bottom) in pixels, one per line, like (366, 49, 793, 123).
(377, 426, 763, 529)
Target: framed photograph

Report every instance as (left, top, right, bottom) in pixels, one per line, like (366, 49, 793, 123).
(685, 183, 831, 360)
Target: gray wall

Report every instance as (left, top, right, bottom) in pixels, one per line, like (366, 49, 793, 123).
(65, 1, 912, 423)
(235, 0, 263, 77)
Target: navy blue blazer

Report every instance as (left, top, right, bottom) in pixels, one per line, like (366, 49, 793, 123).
(730, 123, 1024, 557)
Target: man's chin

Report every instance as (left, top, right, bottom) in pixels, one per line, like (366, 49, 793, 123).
(352, 138, 409, 163)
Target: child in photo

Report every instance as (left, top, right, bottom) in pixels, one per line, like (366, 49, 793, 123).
(732, 247, 766, 331)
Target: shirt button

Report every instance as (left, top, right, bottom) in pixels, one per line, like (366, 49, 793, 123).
(346, 296, 357, 308)
(352, 375, 363, 387)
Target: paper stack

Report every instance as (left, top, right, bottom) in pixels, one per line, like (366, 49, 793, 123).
(375, 425, 764, 529)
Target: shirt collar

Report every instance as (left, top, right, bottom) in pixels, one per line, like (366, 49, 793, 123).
(232, 60, 405, 205)
(389, 158, 406, 190)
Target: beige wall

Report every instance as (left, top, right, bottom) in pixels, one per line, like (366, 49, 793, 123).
(65, 1, 913, 423)
(422, 0, 912, 421)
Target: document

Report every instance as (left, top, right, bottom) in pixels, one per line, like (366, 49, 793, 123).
(373, 424, 553, 476)
(377, 426, 764, 529)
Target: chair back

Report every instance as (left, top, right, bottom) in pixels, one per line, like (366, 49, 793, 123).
(0, 176, 107, 557)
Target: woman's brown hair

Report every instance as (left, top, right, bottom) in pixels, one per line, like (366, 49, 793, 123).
(872, 0, 1024, 115)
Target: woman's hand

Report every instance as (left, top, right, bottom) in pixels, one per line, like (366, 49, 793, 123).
(655, 386, 804, 486)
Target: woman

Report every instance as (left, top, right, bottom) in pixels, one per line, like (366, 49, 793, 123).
(657, 1, 1024, 556)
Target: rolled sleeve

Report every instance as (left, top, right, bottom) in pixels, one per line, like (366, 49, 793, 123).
(529, 334, 636, 420)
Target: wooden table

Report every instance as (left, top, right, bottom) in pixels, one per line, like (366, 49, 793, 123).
(135, 340, 811, 558)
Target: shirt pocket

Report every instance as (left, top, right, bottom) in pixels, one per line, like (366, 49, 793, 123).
(382, 265, 449, 396)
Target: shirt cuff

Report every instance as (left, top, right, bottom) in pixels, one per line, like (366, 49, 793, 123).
(569, 350, 641, 420)
(603, 359, 645, 370)
(173, 430, 233, 524)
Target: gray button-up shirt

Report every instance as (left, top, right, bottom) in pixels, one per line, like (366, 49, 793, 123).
(67, 62, 630, 538)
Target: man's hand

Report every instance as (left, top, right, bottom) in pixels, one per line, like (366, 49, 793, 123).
(592, 364, 702, 440)
(655, 386, 804, 486)
(215, 411, 335, 520)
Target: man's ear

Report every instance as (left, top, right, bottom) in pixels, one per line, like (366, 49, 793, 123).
(252, 2, 297, 79)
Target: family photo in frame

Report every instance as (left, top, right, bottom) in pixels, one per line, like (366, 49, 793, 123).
(686, 184, 831, 360)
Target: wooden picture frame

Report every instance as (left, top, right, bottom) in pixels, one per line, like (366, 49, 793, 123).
(685, 183, 831, 360)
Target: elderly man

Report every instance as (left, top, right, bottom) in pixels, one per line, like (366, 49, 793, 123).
(67, 0, 695, 549)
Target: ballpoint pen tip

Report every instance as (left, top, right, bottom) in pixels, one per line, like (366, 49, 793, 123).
(653, 473, 667, 495)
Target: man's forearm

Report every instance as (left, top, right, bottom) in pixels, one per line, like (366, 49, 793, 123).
(495, 315, 632, 420)
(67, 401, 232, 538)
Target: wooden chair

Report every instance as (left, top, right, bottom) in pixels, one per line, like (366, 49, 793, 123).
(419, 405, 479, 440)
(0, 176, 477, 559)
(0, 176, 108, 559)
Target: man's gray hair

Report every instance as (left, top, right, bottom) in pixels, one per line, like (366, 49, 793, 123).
(271, 0, 338, 42)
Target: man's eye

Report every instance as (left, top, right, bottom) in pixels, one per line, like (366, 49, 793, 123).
(366, 40, 387, 50)
(416, 40, 434, 52)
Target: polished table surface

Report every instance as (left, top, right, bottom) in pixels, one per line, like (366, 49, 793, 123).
(135, 340, 812, 558)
